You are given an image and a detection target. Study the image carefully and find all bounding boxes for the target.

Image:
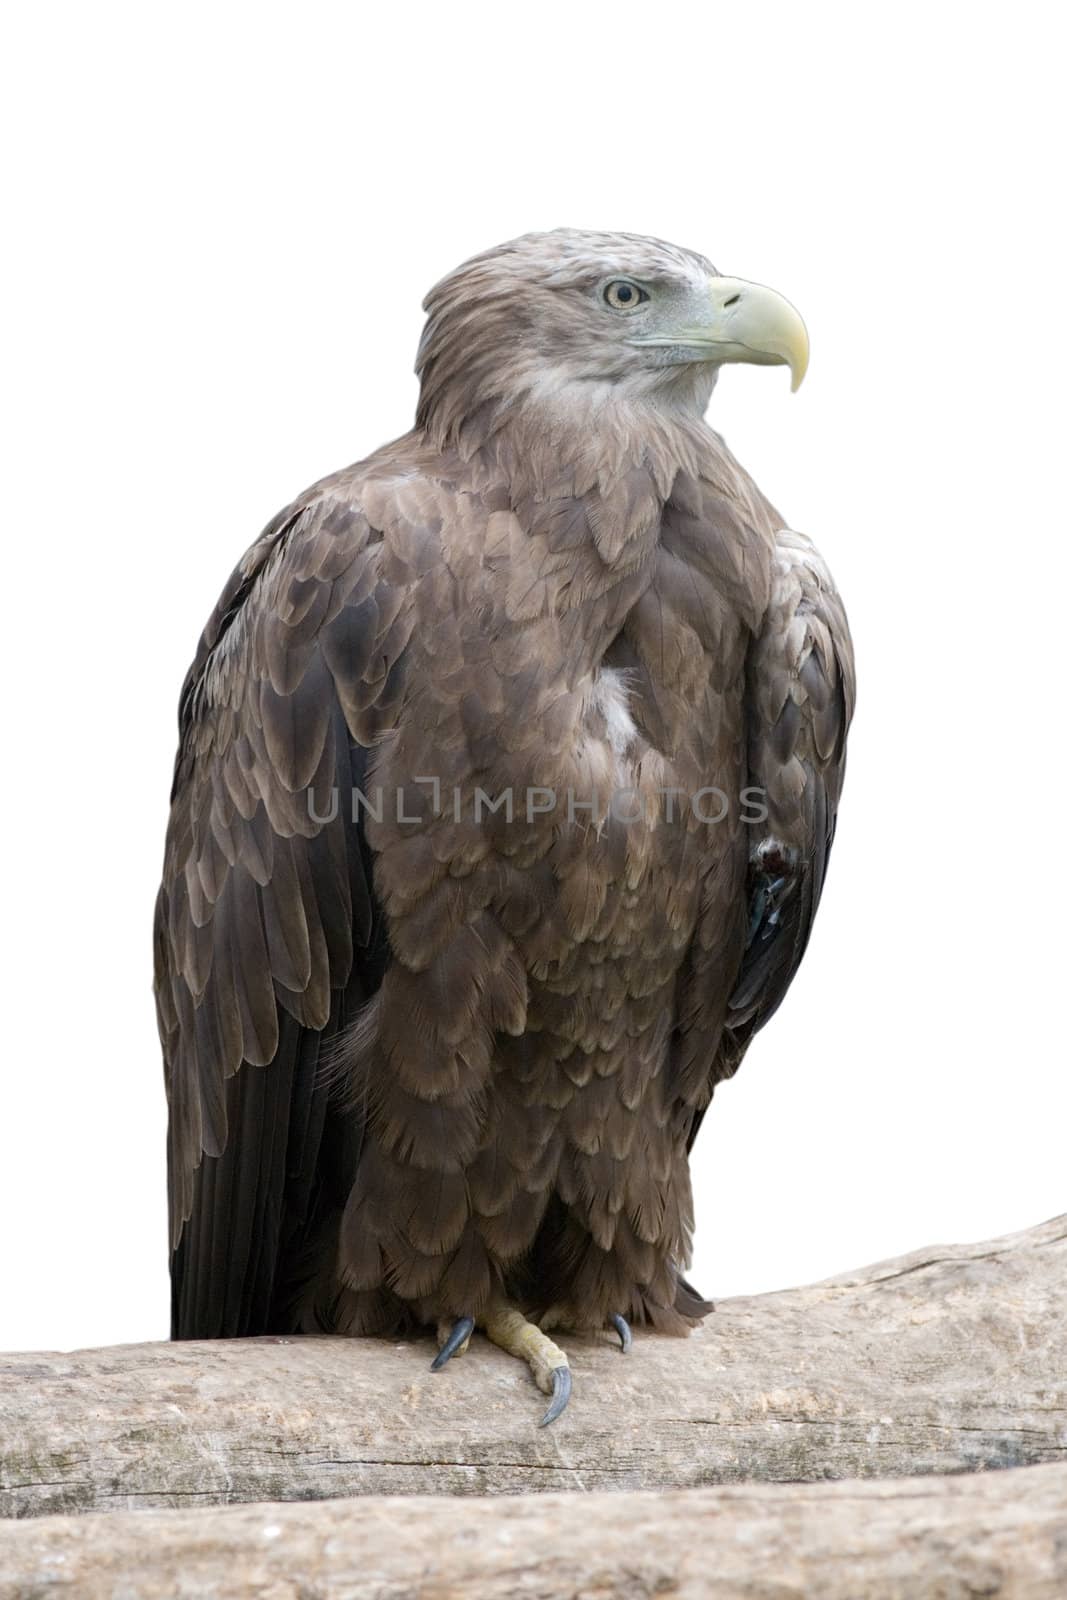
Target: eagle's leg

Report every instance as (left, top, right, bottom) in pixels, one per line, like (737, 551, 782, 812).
(431, 1306, 572, 1425)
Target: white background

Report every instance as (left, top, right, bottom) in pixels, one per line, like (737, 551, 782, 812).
(2, 4, 1063, 1353)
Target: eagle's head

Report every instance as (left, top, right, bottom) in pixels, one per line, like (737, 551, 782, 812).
(416, 228, 808, 451)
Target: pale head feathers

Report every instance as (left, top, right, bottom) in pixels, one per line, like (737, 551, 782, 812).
(415, 229, 724, 461)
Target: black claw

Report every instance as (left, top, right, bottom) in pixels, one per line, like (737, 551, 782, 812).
(610, 1312, 633, 1354)
(539, 1364, 572, 1426)
(431, 1315, 475, 1371)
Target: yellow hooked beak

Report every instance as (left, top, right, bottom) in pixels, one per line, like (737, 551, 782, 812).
(631, 277, 810, 391)
(698, 277, 809, 390)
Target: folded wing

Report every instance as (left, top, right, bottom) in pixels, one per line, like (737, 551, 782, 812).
(155, 485, 410, 1335)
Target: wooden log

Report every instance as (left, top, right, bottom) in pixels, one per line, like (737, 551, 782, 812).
(1, 1464, 1065, 1598)
(1, 1215, 1064, 1519)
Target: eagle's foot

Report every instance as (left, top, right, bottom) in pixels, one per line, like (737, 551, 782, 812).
(431, 1315, 474, 1370)
(535, 1303, 632, 1354)
(485, 1303, 572, 1426)
(429, 1306, 572, 1425)
(609, 1312, 633, 1353)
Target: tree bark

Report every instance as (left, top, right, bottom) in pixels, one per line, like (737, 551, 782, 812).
(1, 1463, 1065, 1600)
(2, 1215, 1064, 1520)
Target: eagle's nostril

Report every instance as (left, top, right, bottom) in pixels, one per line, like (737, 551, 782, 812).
(723, 293, 741, 307)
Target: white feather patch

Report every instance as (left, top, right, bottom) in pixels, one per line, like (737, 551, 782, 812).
(590, 669, 637, 759)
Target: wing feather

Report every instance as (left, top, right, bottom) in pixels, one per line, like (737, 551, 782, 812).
(729, 530, 854, 1030)
(157, 475, 412, 1334)
(678, 526, 855, 1147)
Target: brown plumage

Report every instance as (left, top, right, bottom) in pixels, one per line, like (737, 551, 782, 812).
(155, 229, 854, 1412)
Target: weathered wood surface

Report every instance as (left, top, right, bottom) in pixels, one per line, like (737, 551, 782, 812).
(1, 1215, 1064, 1519)
(1, 1464, 1065, 1599)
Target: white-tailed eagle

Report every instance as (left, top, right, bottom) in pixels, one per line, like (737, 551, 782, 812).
(155, 229, 855, 1423)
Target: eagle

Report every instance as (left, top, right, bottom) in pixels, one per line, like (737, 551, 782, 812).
(155, 229, 854, 1424)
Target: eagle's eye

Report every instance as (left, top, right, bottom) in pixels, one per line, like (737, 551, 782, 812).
(603, 279, 648, 312)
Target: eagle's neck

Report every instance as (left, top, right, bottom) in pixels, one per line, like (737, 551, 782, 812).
(456, 379, 718, 510)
